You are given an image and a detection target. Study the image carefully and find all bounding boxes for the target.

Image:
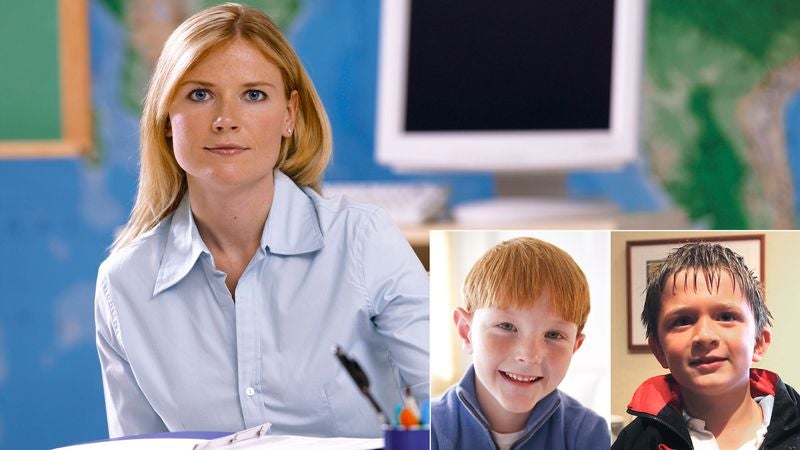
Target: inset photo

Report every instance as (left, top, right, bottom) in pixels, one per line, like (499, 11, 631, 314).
(611, 231, 800, 449)
(430, 230, 611, 449)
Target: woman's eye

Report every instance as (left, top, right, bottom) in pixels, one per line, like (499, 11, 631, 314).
(497, 322, 515, 331)
(188, 89, 211, 101)
(245, 90, 266, 101)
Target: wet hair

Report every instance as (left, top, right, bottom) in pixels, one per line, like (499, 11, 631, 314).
(463, 237, 590, 333)
(642, 241, 772, 339)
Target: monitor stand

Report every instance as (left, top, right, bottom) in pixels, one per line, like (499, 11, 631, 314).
(451, 173, 618, 225)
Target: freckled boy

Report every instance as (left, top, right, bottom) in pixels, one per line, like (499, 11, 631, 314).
(431, 237, 609, 450)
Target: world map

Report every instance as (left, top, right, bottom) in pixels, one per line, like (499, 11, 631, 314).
(107, 0, 800, 229)
(644, 1, 800, 228)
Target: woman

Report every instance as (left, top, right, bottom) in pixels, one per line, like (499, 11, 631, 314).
(95, 3, 429, 438)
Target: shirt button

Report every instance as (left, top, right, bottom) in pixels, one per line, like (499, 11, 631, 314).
(246, 387, 255, 397)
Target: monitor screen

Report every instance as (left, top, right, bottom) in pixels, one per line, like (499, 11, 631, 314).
(376, 0, 644, 172)
(406, 1, 613, 132)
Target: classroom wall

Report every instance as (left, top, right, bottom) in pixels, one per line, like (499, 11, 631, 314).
(611, 231, 800, 423)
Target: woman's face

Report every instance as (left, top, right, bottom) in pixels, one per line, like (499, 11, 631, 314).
(167, 38, 297, 194)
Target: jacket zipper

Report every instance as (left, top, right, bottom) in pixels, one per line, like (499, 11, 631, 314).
(629, 409, 693, 450)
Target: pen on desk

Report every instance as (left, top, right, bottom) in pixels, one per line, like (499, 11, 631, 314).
(333, 344, 390, 426)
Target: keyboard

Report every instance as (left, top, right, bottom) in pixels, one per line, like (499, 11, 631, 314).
(323, 182, 449, 226)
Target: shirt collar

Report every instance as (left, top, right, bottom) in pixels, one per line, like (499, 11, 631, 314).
(154, 194, 207, 295)
(262, 170, 324, 255)
(456, 365, 560, 434)
(683, 395, 774, 449)
(628, 369, 782, 417)
(153, 170, 324, 295)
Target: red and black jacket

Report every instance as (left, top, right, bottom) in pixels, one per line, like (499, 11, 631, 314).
(612, 369, 800, 450)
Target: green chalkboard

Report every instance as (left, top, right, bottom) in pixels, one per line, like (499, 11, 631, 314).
(0, 0, 91, 157)
(0, 1, 61, 140)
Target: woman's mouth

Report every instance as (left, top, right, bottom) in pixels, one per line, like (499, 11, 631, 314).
(204, 144, 248, 155)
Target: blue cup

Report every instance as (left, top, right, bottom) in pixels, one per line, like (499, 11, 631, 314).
(383, 427, 430, 450)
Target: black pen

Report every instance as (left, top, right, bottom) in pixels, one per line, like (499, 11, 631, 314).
(333, 344, 390, 425)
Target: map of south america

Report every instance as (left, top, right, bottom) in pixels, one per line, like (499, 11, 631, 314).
(645, 1, 800, 228)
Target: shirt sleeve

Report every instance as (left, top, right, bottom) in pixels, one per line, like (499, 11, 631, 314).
(95, 267, 168, 437)
(359, 208, 430, 405)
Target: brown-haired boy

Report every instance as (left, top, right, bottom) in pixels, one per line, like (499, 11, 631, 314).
(613, 242, 800, 449)
(432, 237, 609, 450)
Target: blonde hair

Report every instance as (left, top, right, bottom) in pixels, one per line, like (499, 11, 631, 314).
(113, 3, 331, 250)
(463, 237, 591, 333)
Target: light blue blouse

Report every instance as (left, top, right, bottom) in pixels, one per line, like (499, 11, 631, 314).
(95, 170, 429, 438)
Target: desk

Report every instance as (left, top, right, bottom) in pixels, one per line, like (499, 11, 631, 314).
(402, 209, 689, 270)
(57, 431, 384, 449)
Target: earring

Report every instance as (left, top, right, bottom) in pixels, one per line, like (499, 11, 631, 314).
(287, 128, 294, 135)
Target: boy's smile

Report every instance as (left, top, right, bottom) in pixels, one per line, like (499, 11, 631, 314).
(689, 355, 727, 371)
(501, 371, 541, 383)
(649, 269, 770, 399)
(455, 291, 584, 433)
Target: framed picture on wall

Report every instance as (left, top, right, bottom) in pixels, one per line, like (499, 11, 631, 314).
(625, 234, 765, 352)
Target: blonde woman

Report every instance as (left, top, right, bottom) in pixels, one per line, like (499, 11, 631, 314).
(94, 3, 428, 439)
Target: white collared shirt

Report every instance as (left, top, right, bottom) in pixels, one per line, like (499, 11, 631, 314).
(95, 170, 429, 438)
(683, 395, 775, 450)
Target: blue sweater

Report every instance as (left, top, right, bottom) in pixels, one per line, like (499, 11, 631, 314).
(432, 366, 610, 450)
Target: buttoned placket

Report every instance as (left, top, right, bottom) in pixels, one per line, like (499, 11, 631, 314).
(200, 247, 268, 429)
(234, 249, 268, 428)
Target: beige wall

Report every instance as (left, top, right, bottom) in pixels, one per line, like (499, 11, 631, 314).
(611, 230, 800, 422)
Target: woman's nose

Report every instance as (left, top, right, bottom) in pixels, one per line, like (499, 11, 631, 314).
(212, 100, 240, 132)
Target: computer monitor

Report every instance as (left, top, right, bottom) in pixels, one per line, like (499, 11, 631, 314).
(375, 0, 645, 221)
